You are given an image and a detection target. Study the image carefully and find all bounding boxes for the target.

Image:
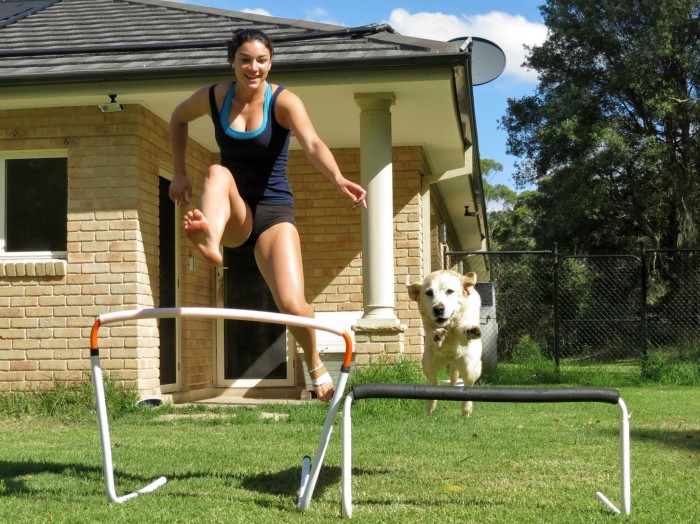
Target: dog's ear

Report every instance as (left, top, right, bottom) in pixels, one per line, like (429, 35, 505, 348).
(406, 276, 422, 302)
(407, 283, 422, 302)
(462, 272, 477, 293)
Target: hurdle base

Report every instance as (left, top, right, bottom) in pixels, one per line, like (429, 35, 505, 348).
(596, 491, 621, 515)
(112, 476, 168, 504)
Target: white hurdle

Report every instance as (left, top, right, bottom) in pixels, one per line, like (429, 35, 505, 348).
(341, 383, 631, 518)
(89, 307, 353, 507)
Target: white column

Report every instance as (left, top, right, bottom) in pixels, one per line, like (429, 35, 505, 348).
(354, 92, 399, 326)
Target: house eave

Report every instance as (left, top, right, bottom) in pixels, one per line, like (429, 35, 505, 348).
(0, 53, 467, 88)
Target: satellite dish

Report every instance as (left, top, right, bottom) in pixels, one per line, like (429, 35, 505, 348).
(450, 36, 506, 86)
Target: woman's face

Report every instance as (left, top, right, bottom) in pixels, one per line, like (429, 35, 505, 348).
(231, 40, 272, 89)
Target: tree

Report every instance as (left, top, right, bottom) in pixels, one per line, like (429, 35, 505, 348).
(481, 159, 538, 250)
(501, 0, 700, 251)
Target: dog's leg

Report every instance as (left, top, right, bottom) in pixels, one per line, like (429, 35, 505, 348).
(424, 373, 439, 416)
(449, 367, 460, 386)
(422, 353, 440, 416)
(452, 358, 480, 420)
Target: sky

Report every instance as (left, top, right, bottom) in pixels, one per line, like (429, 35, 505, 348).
(176, 1, 547, 190)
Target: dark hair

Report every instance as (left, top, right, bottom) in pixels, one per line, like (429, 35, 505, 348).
(227, 28, 273, 62)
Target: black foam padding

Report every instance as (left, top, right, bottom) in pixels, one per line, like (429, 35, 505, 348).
(350, 383, 620, 404)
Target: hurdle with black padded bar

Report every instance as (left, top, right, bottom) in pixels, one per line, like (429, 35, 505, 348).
(341, 383, 631, 518)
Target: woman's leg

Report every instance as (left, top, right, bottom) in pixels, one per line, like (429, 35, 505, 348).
(184, 164, 252, 265)
(254, 222, 333, 402)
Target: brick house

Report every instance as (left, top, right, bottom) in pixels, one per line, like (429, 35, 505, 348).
(0, 0, 489, 402)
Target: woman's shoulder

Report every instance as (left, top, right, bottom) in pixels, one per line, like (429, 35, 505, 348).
(271, 86, 307, 129)
(213, 81, 234, 99)
(272, 85, 302, 106)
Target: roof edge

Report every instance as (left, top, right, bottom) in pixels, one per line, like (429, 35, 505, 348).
(0, 53, 467, 88)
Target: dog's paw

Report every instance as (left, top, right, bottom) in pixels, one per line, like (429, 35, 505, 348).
(432, 328, 447, 346)
(461, 400, 473, 420)
(463, 326, 481, 339)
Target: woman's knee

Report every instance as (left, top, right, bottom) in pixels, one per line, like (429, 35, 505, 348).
(205, 164, 232, 185)
(276, 296, 313, 318)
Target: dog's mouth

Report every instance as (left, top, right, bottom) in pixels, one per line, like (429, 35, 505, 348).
(433, 315, 450, 326)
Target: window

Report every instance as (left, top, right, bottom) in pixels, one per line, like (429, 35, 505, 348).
(0, 153, 68, 258)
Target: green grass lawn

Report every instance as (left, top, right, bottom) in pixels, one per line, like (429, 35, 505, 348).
(0, 380, 698, 523)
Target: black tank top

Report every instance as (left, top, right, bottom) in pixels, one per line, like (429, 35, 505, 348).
(209, 83, 293, 205)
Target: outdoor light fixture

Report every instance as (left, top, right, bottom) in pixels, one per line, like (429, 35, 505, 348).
(98, 94, 123, 113)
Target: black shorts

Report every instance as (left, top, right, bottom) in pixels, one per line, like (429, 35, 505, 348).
(241, 203, 296, 248)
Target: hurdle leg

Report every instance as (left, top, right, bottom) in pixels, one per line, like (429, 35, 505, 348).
(91, 354, 167, 503)
(341, 393, 354, 518)
(594, 398, 631, 515)
(297, 367, 351, 510)
(619, 398, 631, 515)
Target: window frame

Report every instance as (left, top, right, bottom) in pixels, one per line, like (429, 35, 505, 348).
(0, 149, 69, 260)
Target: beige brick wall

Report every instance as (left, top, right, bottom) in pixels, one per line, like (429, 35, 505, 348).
(0, 105, 431, 393)
(0, 104, 215, 392)
(392, 146, 426, 358)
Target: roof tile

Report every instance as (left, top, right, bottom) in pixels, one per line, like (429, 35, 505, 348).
(0, 0, 463, 84)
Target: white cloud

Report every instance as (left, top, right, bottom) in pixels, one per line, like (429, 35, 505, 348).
(241, 7, 272, 16)
(304, 7, 339, 24)
(243, 5, 339, 25)
(386, 8, 546, 83)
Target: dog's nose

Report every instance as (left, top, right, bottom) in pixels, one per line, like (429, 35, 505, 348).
(433, 305, 444, 317)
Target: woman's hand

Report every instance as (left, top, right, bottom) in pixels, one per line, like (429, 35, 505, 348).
(337, 177, 367, 209)
(169, 174, 193, 205)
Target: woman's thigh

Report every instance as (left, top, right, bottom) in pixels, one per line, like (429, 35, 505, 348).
(254, 222, 309, 314)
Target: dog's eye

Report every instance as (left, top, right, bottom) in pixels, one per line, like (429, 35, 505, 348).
(446, 289, 455, 295)
(425, 289, 434, 297)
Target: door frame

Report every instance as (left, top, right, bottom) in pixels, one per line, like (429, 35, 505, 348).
(158, 168, 181, 394)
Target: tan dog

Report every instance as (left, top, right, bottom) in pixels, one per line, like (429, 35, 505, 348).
(407, 270, 482, 419)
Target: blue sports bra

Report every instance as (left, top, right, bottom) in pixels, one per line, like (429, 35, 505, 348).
(209, 83, 293, 206)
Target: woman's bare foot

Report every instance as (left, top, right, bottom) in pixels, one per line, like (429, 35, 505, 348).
(183, 209, 223, 265)
(310, 364, 334, 403)
(314, 382, 334, 403)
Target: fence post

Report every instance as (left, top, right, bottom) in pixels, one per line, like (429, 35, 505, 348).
(640, 243, 648, 361)
(553, 243, 560, 372)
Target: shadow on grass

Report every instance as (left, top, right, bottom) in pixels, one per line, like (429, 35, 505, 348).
(0, 459, 167, 496)
(632, 428, 699, 453)
(239, 465, 392, 509)
(240, 464, 341, 504)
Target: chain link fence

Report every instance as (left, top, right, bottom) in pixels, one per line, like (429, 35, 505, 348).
(445, 247, 700, 374)
(646, 249, 700, 353)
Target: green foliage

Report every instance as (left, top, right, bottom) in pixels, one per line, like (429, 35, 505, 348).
(0, 380, 140, 421)
(502, 0, 700, 252)
(347, 357, 425, 388)
(480, 158, 504, 184)
(642, 347, 700, 385)
(487, 191, 540, 250)
(346, 358, 427, 416)
(502, 335, 560, 384)
(511, 334, 543, 362)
